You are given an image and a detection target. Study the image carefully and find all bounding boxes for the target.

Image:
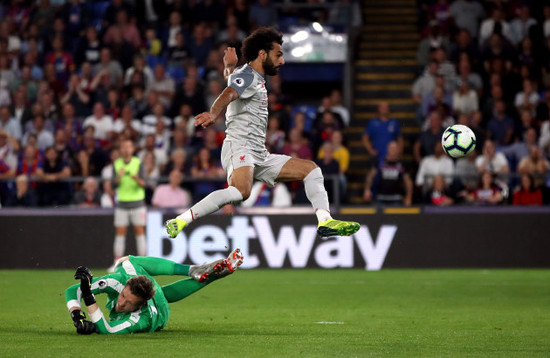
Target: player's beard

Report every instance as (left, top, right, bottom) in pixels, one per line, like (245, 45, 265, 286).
(263, 56, 279, 76)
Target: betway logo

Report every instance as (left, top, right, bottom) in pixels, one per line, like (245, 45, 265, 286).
(147, 213, 396, 270)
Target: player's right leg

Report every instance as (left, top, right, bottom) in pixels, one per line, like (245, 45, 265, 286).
(276, 158, 360, 237)
(165, 167, 253, 238)
(161, 249, 244, 303)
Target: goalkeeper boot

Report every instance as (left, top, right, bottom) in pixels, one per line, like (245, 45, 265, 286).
(214, 248, 244, 279)
(189, 249, 244, 283)
(188, 259, 226, 283)
(165, 218, 187, 238)
(317, 219, 360, 237)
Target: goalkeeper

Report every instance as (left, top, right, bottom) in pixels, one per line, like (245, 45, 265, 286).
(65, 249, 243, 334)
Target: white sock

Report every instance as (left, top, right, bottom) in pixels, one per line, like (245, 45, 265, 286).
(136, 234, 146, 256)
(303, 167, 332, 222)
(177, 186, 243, 223)
(114, 235, 125, 259)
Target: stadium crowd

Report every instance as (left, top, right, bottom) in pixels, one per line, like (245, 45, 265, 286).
(0, 0, 548, 209)
(0, 0, 355, 209)
(405, 0, 550, 206)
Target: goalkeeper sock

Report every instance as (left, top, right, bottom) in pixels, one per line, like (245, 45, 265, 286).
(303, 167, 332, 222)
(161, 278, 207, 303)
(114, 235, 125, 259)
(177, 186, 243, 223)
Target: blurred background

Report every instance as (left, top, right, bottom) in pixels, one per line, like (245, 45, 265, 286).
(0, 0, 549, 269)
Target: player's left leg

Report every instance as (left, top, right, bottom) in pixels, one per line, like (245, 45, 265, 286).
(276, 158, 360, 237)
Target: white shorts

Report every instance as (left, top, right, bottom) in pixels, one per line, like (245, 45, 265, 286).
(221, 140, 291, 186)
(114, 206, 147, 227)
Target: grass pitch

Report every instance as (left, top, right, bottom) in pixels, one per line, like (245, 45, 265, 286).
(0, 269, 548, 357)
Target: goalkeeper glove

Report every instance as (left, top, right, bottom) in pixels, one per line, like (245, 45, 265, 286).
(70, 310, 96, 335)
(74, 266, 96, 306)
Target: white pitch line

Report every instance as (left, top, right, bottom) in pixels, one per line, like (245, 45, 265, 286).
(315, 321, 345, 324)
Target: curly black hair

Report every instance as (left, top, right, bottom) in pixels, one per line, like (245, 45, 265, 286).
(241, 27, 283, 63)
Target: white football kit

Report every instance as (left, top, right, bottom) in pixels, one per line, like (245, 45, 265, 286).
(221, 64, 290, 186)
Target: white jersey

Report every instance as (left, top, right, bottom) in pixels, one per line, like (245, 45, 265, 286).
(225, 64, 268, 151)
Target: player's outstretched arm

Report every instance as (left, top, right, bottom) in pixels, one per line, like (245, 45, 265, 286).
(194, 87, 238, 129)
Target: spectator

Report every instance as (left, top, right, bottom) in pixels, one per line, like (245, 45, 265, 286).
(319, 130, 349, 179)
(142, 151, 160, 205)
(0, 156, 15, 205)
(138, 134, 168, 173)
(172, 76, 207, 116)
(283, 127, 312, 160)
(127, 84, 149, 120)
(266, 114, 285, 154)
(417, 22, 450, 66)
(163, 148, 189, 177)
(57, 102, 84, 152)
(424, 174, 454, 206)
(453, 149, 479, 196)
(509, 4, 537, 46)
(93, 48, 123, 88)
(78, 128, 109, 176)
(415, 141, 455, 192)
(45, 35, 74, 82)
(316, 142, 341, 202)
(449, 0, 485, 40)
(0, 130, 17, 169)
(190, 147, 225, 201)
(73, 176, 102, 208)
(106, 25, 136, 71)
(249, 0, 278, 30)
(475, 140, 510, 176)
(514, 79, 539, 116)
(328, 89, 350, 128)
(421, 82, 453, 121)
(513, 173, 543, 206)
(452, 80, 478, 117)
(479, 6, 513, 46)
(144, 28, 162, 56)
(517, 145, 549, 189)
(124, 55, 154, 92)
(152, 169, 191, 208)
(104, 10, 141, 49)
(205, 79, 223, 110)
(449, 29, 479, 66)
(5, 174, 37, 207)
(362, 101, 402, 168)
(414, 111, 446, 163)
(23, 115, 54, 151)
(189, 22, 215, 66)
(364, 141, 413, 206)
(467, 171, 505, 205)
(60, 74, 91, 116)
(150, 65, 176, 108)
(412, 61, 439, 108)
(83, 102, 114, 143)
(35, 146, 71, 206)
(456, 59, 483, 97)
(166, 11, 184, 49)
(0, 105, 22, 141)
(113, 105, 141, 140)
(75, 26, 101, 67)
(166, 31, 191, 68)
(100, 148, 120, 208)
(486, 99, 514, 147)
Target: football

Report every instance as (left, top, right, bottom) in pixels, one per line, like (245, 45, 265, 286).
(441, 124, 476, 159)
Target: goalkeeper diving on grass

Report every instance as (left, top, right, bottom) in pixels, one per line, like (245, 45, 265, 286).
(65, 250, 243, 334)
(164, 27, 360, 239)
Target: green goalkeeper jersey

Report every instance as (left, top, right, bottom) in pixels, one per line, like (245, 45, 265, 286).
(65, 256, 171, 334)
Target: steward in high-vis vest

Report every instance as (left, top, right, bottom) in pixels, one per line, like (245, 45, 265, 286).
(110, 140, 147, 270)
